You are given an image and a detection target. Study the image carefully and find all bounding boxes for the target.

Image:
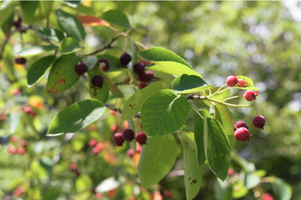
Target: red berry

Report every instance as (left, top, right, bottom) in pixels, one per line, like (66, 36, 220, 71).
(237, 79, 247, 87)
(234, 127, 252, 142)
(110, 124, 118, 132)
(133, 63, 145, 74)
(75, 62, 88, 75)
(98, 58, 110, 71)
(244, 90, 258, 101)
(70, 163, 77, 171)
(7, 146, 16, 154)
(89, 139, 97, 147)
(119, 53, 131, 66)
(136, 145, 142, 153)
(135, 132, 147, 145)
(113, 133, 124, 146)
(18, 147, 25, 155)
(228, 168, 235, 175)
(13, 20, 21, 28)
(127, 149, 134, 158)
(226, 75, 238, 87)
(109, 110, 116, 115)
(15, 57, 26, 64)
(11, 135, 19, 143)
(91, 75, 104, 88)
(253, 115, 266, 129)
(12, 89, 20, 96)
(122, 129, 135, 142)
(139, 83, 148, 89)
(21, 140, 27, 147)
(233, 121, 249, 131)
(95, 142, 104, 151)
(164, 190, 172, 198)
(262, 193, 274, 200)
(140, 58, 152, 67)
(144, 71, 154, 82)
(23, 106, 33, 114)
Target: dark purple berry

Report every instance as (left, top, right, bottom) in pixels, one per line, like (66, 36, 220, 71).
(113, 133, 124, 146)
(122, 128, 135, 142)
(119, 53, 131, 66)
(253, 115, 266, 129)
(15, 57, 26, 64)
(17, 16, 22, 23)
(98, 58, 110, 71)
(74, 62, 88, 75)
(144, 71, 154, 82)
(133, 63, 145, 75)
(135, 132, 147, 145)
(13, 21, 21, 28)
(234, 120, 249, 131)
(91, 75, 104, 88)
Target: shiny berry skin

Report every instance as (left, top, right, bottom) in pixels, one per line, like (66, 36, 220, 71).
(234, 127, 252, 142)
(75, 62, 88, 75)
(91, 75, 104, 88)
(244, 90, 258, 101)
(133, 63, 145, 75)
(119, 53, 131, 66)
(253, 115, 266, 129)
(226, 75, 238, 87)
(234, 120, 249, 131)
(15, 57, 26, 64)
(135, 132, 147, 145)
(122, 128, 135, 142)
(98, 58, 110, 71)
(113, 133, 124, 146)
(237, 79, 247, 87)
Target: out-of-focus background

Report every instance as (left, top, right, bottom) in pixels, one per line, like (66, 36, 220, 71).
(0, 1, 300, 199)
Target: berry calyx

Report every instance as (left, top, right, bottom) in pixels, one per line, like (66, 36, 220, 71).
(15, 57, 26, 65)
(244, 90, 258, 101)
(133, 63, 145, 75)
(234, 127, 252, 142)
(74, 62, 88, 75)
(98, 58, 110, 71)
(237, 79, 247, 87)
(226, 75, 239, 87)
(113, 133, 124, 146)
(119, 53, 131, 66)
(91, 75, 104, 88)
(253, 115, 266, 129)
(135, 132, 147, 145)
(122, 128, 135, 142)
(234, 120, 249, 131)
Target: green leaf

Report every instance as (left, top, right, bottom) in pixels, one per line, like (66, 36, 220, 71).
(232, 181, 248, 198)
(27, 55, 56, 87)
(0, 1, 17, 26)
(37, 28, 65, 43)
(244, 172, 260, 189)
(16, 45, 58, 56)
(55, 9, 86, 42)
(19, 1, 39, 22)
(84, 56, 97, 70)
(172, 74, 209, 94)
(76, 175, 93, 192)
(141, 89, 190, 137)
(183, 144, 202, 200)
(42, 190, 61, 200)
(138, 135, 177, 188)
(1, 11, 14, 36)
(88, 68, 109, 104)
(46, 53, 81, 94)
(122, 81, 163, 120)
(231, 151, 251, 173)
(97, 54, 128, 72)
(59, 37, 83, 54)
(272, 177, 292, 200)
(103, 73, 124, 98)
(47, 99, 106, 136)
(102, 9, 132, 29)
(139, 47, 191, 68)
(204, 117, 231, 181)
(214, 179, 233, 200)
(234, 75, 259, 91)
(214, 103, 236, 149)
(39, 157, 54, 172)
(194, 109, 210, 166)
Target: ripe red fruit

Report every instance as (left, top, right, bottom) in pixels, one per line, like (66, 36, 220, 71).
(164, 190, 172, 198)
(226, 75, 239, 87)
(113, 133, 124, 146)
(119, 53, 131, 66)
(237, 79, 247, 87)
(21, 140, 27, 147)
(262, 193, 274, 200)
(11, 135, 19, 143)
(139, 83, 148, 89)
(92, 143, 103, 154)
(91, 75, 104, 88)
(70, 163, 77, 171)
(135, 132, 147, 145)
(127, 149, 134, 158)
(110, 124, 118, 132)
(234, 127, 252, 142)
(98, 58, 110, 71)
(89, 139, 97, 147)
(244, 90, 258, 101)
(122, 128, 135, 142)
(23, 106, 33, 114)
(133, 63, 145, 74)
(15, 57, 26, 64)
(253, 115, 266, 129)
(7, 146, 17, 154)
(75, 62, 88, 75)
(12, 89, 20, 95)
(136, 145, 142, 153)
(18, 147, 25, 155)
(234, 121, 249, 131)
(228, 168, 235, 176)
(145, 71, 154, 82)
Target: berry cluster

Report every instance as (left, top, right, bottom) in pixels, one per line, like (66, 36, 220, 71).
(113, 128, 147, 147)
(7, 136, 27, 155)
(88, 139, 104, 155)
(133, 58, 154, 89)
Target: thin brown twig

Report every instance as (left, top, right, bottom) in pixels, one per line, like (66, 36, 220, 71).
(83, 35, 120, 57)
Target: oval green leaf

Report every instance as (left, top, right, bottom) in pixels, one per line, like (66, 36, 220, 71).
(27, 55, 57, 87)
(122, 81, 163, 121)
(46, 53, 81, 94)
(141, 89, 190, 137)
(0, 1, 17, 26)
(16, 45, 58, 56)
(59, 37, 82, 54)
(88, 67, 109, 104)
(138, 135, 177, 188)
(84, 56, 97, 70)
(172, 74, 208, 94)
(47, 99, 106, 136)
(19, 1, 39, 22)
(102, 9, 132, 29)
(272, 177, 292, 200)
(55, 9, 86, 42)
(37, 28, 65, 43)
(204, 117, 231, 181)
